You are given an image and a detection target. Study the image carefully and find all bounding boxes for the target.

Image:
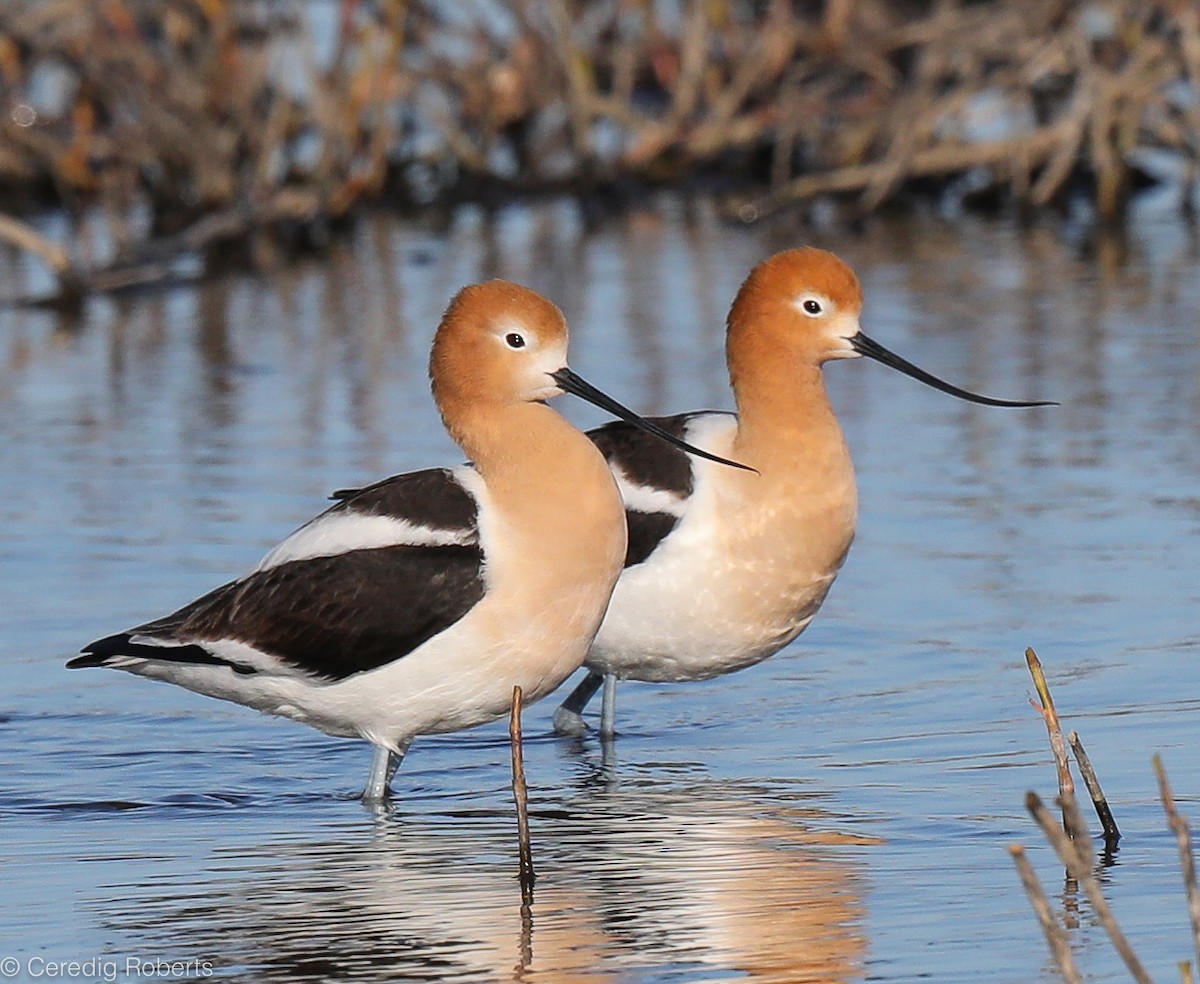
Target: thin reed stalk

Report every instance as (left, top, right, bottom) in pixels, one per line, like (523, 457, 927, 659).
(1009, 844, 1084, 984)
(1155, 755, 1200, 970)
(1026, 791, 1153, 984)
(1069, 730, 1120, 848)
(509, 685, 536, 898)
(1026, 647, 1076, 834)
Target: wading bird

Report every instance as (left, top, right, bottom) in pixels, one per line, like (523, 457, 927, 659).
(70, 280, 744, 799)
(552, 248, 1053, 738)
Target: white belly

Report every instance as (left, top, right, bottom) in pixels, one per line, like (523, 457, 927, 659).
(297, 597, 593, 744)
(587, 412, 855, 683)
(589, 536, 836, 682)
(127, 582, 605, 751)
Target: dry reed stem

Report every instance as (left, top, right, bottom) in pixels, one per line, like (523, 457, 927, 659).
(1025, 647, 1076, 833)
(1026, 791, 1153, 984)
(1155, 755, 1200, 969)
(510, 685, 536, 898)
(1059, 786, 1096, 869)
(1009, 844, 1084, 984)
(1069, 730, 1120, 847)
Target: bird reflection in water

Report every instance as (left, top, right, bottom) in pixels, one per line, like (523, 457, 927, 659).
(86, 780, 875, 983)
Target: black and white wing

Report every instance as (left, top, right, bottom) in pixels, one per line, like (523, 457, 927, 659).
(71, 467, 486, 681)
(589, 411, 734, 567)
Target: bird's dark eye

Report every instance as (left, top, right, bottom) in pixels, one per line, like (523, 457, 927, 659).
(505, 333, 526, 349)
(802, 299, 823, 316)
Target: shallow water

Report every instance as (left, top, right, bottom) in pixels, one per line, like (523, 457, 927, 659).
(3, 200, 1200, 983)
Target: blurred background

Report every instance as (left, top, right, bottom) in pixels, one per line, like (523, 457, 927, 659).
(3, 3, 1200, 983)
(0, 0, 1197, 297)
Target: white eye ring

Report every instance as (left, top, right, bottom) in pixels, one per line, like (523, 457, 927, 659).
(504, 332, 526, 349)
(800, 297, 824, 317)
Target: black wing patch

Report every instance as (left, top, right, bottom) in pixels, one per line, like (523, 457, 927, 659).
(328, 467, 478, 537)
(75, 544, 486, 682)
(588, 414, 704, 499)
(590, 412, 733, 568)
(625, 510, 681, 567)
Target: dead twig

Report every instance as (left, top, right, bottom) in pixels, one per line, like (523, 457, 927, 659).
(1026, 647, 1076, 834)
(1156, 755, 1200, 970)
(1009, 843, 1084, 984)
(1026, 791, 1153, 984)
(1069, 729, 1120, 848)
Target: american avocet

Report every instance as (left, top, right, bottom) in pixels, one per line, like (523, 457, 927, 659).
(552, 248, 1053, 738)
(69, 280, 744, 800)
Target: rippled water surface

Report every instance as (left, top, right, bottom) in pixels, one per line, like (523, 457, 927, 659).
(3, 201, 1200, 983)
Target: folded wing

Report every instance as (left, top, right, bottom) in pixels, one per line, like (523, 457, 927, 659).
(72, 468, 486, 682)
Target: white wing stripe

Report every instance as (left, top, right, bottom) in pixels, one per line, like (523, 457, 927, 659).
(612, 467, 688, 517)
(256, 514, 474, 571)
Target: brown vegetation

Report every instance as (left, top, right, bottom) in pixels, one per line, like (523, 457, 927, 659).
(0, 0, 1197, 300)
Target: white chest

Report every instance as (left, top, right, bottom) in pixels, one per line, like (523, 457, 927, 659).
(591, 465, 855, 683)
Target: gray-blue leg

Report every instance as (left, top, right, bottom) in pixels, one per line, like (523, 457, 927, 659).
(552, 669, 605, 736)
(599, 674, 617, 738)
(362, 739, 411, 801)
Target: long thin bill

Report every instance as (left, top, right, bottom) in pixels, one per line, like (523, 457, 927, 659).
(850, 333, 1056, 408)
(550, 368, 755, 472)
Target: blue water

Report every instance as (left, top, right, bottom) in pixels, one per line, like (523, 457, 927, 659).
(3, 201, 1199, 982)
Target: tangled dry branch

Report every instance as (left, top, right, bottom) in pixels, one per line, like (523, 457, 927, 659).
(0, 0, 1196, 297)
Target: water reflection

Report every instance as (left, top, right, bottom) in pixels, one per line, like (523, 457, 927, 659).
(7, 204, 1200, 467)
(90, 780, 871, 984)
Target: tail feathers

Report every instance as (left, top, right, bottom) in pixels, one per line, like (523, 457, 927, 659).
(68, 633, 257, 675)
